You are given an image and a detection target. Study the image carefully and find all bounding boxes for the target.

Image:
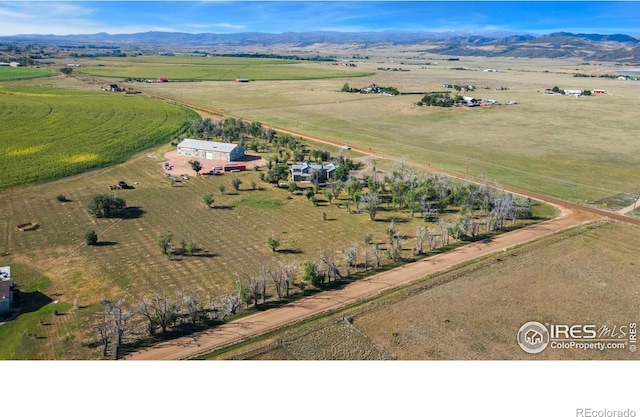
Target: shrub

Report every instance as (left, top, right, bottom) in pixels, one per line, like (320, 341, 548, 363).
(87, 193, 126, 218)
(203, 193, 214, 207)
(56, 194, 68, 202)
(84, 230, 98, 246)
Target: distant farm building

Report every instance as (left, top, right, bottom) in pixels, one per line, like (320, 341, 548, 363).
(291, 162, 337, 182)
(593, 89, 606, 94)
(0, 266, 13, 314)
(177, 139, 245, 161)
(157, 77, 169, 83)
(460, 96, 479, 107)
(564, 89, 583, 96)
(103, 84, 121, 92)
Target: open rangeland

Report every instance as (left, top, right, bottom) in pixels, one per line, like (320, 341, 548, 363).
(0, 85, 197, 191)
(1, 53, 638, 360)
(126, 55, 640, 204)
(209, 220, 639, 360)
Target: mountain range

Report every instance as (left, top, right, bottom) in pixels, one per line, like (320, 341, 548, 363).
(2, 31, 640, 62)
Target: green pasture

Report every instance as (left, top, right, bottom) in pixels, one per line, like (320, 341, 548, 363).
(141, 58, 640, 202)
(0, 66, 56, 81)
(0, 85, 198, 191)
(76, 55, 373, 81)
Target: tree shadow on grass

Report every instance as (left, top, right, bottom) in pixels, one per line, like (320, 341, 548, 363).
(94, 241, 117, 247)
(212, 205, 234, 210)
(374, 217, 409, 223)
(189, 253, 218, 258)
(276, 248, 304, 254)
(121, 206, 145, 219)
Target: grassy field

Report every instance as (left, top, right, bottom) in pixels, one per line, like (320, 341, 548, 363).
(76, 55, 373, 81)
(132, 56, 640, 203)
(215, 220, 640, 360)
(0, 85, 198, 190)
(0, 66, 56, 81)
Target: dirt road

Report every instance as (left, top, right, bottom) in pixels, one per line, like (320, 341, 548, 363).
(123, 95, 633, 360)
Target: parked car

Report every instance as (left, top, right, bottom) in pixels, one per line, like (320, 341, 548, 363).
(181, 175, 189, 180)
(341, 145, 351, 150)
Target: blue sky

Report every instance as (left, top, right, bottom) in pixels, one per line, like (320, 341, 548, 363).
(0, 1, 638, 37)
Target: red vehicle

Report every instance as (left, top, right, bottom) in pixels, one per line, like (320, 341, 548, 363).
(223, 163, 246, 172)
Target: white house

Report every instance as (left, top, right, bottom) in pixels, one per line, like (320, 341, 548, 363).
(0, 266, 13, 314)
(177, 138, 245, 161)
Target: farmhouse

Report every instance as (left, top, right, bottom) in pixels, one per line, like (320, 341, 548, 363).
(564, 89, 583, 96)
(0, 266, 13, 315)
(290, 162, 337, 182)
(460, 96, 479, 107)
(177, 138, 245, 161)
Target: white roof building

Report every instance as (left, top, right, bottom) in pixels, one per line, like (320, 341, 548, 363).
(177, 138, 245, 161)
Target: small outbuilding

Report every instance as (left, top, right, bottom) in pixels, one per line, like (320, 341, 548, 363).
(177, 138, 245, 161)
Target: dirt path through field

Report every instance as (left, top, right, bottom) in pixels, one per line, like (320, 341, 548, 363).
(123, 95, 634, 360)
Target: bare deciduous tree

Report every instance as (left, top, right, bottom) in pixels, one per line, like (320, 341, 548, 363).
(359, 191, 381, 221)
(318, 249, 341, 282)
(437, 219, 452, 247)
(415, 226, 427, 255)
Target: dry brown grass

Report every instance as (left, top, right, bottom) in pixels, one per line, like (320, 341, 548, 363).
(132, 56, 640, 202)
(227, 220, 639, 360)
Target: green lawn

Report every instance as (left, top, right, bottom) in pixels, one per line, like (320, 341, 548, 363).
(0, 85, 198, 190)
(0, 66, 56, 81)
(76, 55, 373, 81)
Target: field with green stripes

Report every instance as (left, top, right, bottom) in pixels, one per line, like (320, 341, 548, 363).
(77, 55, 373, 81)
(0, 66, 56, 81)
(0, 85, 197, 190)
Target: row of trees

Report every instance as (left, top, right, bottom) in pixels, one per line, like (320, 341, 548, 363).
(341, 82, 399, 95)
(418, 92, 463, 107)
(93, 287, 243, 357)
(187, 117, 276, 144)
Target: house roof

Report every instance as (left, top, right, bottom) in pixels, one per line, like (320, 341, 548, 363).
(0, 266, 10, 282)
(291, 162, 337, 172)
(0, 266, 11, 302)
(177, 139, 239, 153)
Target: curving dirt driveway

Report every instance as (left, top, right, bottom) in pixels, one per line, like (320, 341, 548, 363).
(123, 95, 636, 360)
